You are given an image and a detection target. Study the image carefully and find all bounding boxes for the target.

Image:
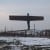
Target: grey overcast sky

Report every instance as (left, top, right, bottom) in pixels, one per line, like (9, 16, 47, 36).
(0, 0, 50, 31)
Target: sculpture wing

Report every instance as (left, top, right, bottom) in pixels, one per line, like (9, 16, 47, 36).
(30, 16, 44, 21)
(9, 16, 27, 21)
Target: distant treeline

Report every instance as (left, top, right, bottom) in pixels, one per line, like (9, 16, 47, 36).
(0, 32, 16, 37)
(0, 32, 34, 37)
(0, 29, 50, 37)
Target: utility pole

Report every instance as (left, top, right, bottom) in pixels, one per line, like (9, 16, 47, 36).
(34, 24, 35, 36)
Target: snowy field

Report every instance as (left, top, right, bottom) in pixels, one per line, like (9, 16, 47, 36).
(0, 37, 50, 46)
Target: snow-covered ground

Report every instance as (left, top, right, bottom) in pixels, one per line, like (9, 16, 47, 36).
(0, 37, 50, 46)
(18, 37, 50, 46)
